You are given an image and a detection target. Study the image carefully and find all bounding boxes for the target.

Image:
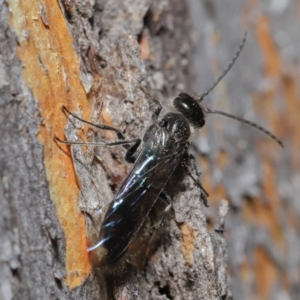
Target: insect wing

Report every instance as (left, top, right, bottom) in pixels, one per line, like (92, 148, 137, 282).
(92, 125, 186, 265)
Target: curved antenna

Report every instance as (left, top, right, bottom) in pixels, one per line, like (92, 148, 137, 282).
(198, 32, 247, 102)
(205, 108, 284, 148)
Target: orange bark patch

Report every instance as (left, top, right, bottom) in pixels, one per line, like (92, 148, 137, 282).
(8, 0, 91, 288)
(254, 16, 283, 146)
(254, 12, 300, 229)
(239, 260, 252, 286)
(255, 15, 300, 164)
(254, 247, 277, 299)
(281, 74, 300, 169)
(180, 223, 197, 267)
(140, 34, 151, 60)
(242, 194, 283, 247)
(242, 159, 285, 293)
(216, 149, 229, 169)
(256, 16, 281, 78)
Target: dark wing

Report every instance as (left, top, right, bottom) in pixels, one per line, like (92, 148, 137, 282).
(89, 124, 186, 265)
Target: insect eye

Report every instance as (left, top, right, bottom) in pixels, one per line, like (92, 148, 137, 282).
(173, 93, 205, 128)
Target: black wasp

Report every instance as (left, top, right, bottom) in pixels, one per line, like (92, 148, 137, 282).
(56, 33, 283, 268)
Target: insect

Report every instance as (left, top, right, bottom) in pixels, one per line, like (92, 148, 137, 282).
(55, 33, 283, 269)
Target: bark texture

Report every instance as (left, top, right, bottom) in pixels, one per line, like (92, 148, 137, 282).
(0, 0, 299, 300)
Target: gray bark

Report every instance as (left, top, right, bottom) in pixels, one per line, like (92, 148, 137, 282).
(1, 0, 299, 299)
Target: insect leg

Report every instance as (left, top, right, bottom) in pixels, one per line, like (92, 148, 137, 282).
(159, 190, 172, 208)
(61, 105, 130, 149)
(59, 106, 143, 157)
(140, 86, 162, 121)
(181, 154, 209, 207)
(141, 190, 172, 267)
(148, 191, 172, 227)
(147, 189, 172, 231)
(125, 139, 142, 163)
(55, 136, 140, 147)
(155, 192, 172, 230)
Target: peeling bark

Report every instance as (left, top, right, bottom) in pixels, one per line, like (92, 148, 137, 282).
(1, 0, 299, 299)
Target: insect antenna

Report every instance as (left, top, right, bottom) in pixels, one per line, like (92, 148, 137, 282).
(205, 108, 284, 148)
(198, 32, 247, 102)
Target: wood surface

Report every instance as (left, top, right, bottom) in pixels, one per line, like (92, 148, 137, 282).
(0, 0, 299, 299)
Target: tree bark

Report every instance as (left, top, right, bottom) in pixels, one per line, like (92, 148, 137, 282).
(0, 0, 299, 300)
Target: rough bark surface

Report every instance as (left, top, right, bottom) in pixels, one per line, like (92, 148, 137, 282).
(0, 0, 299, 300)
